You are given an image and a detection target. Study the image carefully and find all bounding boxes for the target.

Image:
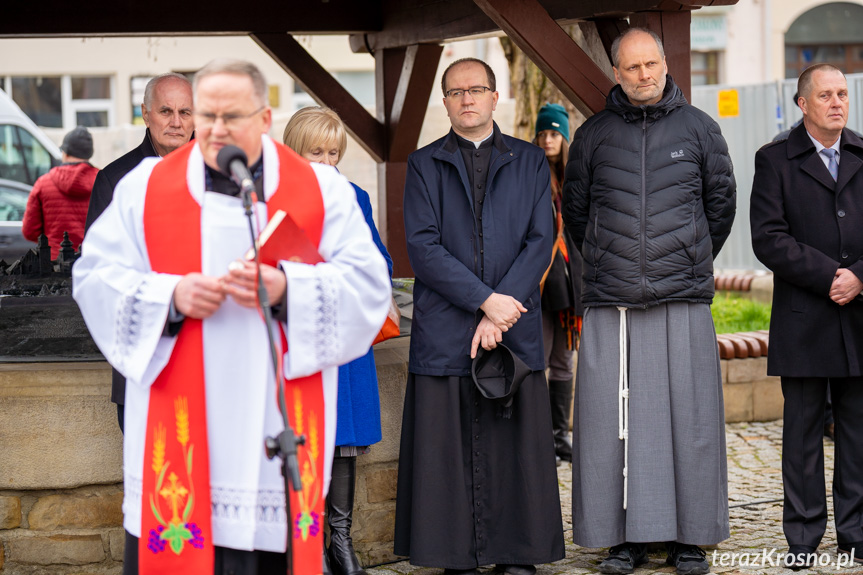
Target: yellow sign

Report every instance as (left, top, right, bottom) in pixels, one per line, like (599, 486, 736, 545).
(268, 85, 280, 108)
(718, 90, 739, 118)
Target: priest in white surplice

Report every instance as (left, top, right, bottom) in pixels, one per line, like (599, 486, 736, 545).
(73, 59, 390, 575)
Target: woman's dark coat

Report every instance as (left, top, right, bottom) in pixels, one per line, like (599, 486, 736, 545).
(404, 124, 552, 375)
(751, 124, 863, 377)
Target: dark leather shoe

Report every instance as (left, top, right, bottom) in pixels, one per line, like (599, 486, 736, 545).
(496, 565, 536, 575)
(784, 545, 817, 570)
(838, 542, 863, 565)
(665, 542, 708, 575)
(599, 542, 648, 574)
(444, 569, 478, 575)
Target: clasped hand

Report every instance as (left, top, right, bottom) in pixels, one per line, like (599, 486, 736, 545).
(470, 293, 528, 358)
(829, 268, 863, 306)
(172, 260, 287, 319)
(480, 293, 527, 330)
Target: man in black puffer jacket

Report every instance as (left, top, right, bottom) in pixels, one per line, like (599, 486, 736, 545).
(562, 28, 736, 575)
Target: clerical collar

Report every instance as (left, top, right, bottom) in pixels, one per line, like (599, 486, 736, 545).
(205, 156, 264, 197)
(456, 132, 494, 150)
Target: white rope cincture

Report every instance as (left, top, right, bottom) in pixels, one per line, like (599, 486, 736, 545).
(617, 306, 629, 510)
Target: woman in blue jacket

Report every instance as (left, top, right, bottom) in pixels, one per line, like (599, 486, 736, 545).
(284, 107, 393, 575)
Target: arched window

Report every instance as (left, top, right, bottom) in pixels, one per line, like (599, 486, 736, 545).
(785, 2, 863, 77)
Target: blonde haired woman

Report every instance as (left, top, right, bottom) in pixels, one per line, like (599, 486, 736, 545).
(284, 107, 392, 575)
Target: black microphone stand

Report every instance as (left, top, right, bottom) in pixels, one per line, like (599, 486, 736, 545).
(238, 182, 303, 575)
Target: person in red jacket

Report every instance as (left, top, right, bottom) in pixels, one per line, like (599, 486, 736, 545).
(22, 126, 98, 259)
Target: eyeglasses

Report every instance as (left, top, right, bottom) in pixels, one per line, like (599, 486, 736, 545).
(445, 86, 492, 99)
(195, 106, 265, 129)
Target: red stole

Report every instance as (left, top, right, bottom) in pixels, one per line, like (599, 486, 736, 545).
(140, 140, 326, 574)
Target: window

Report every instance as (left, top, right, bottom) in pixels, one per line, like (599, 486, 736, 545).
(130, 76, 150, 126)
(71, 77, 110, 100)
(16, 127, 55, 182)
(291, 71, 375, 111)
(0, 124, 56, 185)
(75, 111, 109, 127)
(0, 183, 28, 222)
(691, 52, 720, 86)
(292, 81, 315, 111)
(0, 124, 27, 183)
(334, 71, 375, 107)
(11, 77, 62, 128)
(785, 2, 863, 77)
(785, 44, 863, 78)
(66, 76, 112, 128)
(4, 75, 113, 129)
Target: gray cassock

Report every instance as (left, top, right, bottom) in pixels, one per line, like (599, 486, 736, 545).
(572, 302, 730, 547)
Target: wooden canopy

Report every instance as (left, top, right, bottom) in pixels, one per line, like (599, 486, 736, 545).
(1, 0, 738, 275)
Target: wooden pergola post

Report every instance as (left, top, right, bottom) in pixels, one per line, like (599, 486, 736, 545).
(629, 11, 693, 101)
(375, 44, 442, 276)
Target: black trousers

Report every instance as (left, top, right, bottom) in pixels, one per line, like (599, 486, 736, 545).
(124, 531, 287, 575)
(782, 376, 863, 548)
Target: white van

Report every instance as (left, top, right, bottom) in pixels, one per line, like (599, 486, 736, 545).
(0, 88, 62, 186)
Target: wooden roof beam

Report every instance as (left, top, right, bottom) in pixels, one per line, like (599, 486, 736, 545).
(592, 18, 630, 65)
(0, 0, 382, 37)
(349, 0, 737, 53)
(473, 0, 614, 117)
(387, 44, 443, 162)
(252, 33, 386, 163)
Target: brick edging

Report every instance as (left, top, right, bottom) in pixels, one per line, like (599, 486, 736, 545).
(714, 273, 756, 291)
(716, 330, 769, 360)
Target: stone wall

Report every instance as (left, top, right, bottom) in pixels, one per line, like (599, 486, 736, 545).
(0, 342, 411, 573)
(0, 336, 778, 573)
(721, 356, 783, 423)
(0, 362, 124, 574)
(352, 338, 409, 566)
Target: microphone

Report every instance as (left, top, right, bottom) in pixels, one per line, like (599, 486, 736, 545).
(216, 145, 256, 208)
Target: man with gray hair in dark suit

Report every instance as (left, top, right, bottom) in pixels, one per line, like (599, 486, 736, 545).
(85, 72, 194, 432)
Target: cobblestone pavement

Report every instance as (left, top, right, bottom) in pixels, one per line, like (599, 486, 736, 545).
(369, 420, 863, 575)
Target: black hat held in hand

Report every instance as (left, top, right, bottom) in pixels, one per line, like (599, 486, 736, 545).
(471, 344, 532, 419)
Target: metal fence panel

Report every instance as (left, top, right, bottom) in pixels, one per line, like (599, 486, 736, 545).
(692, 82, 778, 271)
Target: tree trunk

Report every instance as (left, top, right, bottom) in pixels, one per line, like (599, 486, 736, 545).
(499, 21, 614, 142)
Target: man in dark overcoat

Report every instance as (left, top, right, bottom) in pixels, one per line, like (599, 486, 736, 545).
(751, 63, 863, 569)
(393, 57, 564, 575)
(84, 72, 194, 432)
